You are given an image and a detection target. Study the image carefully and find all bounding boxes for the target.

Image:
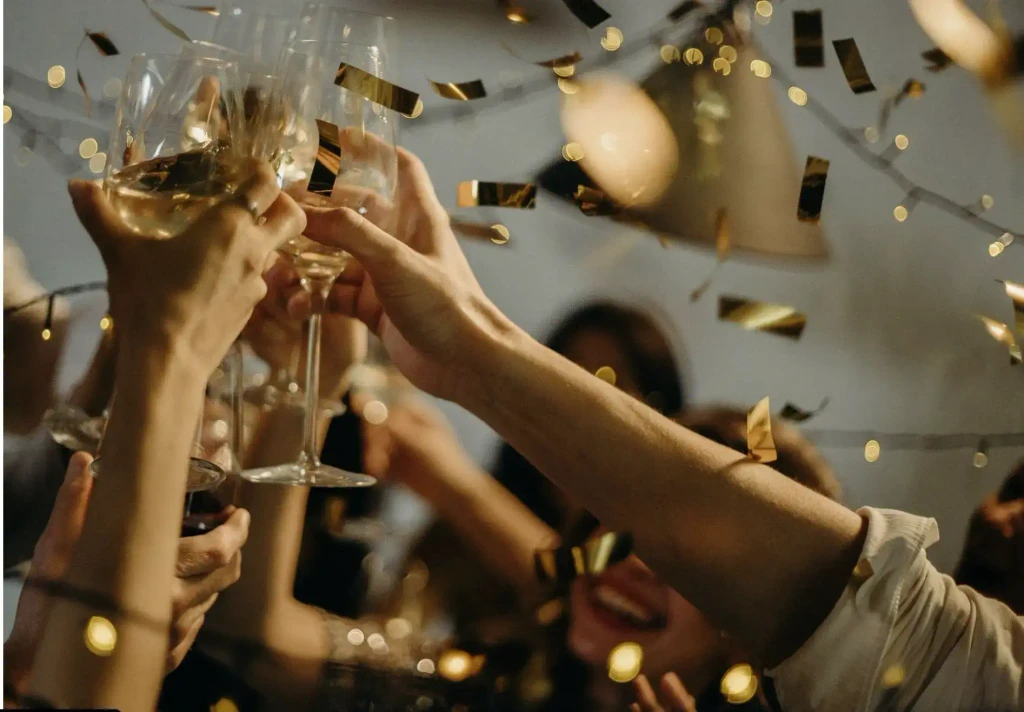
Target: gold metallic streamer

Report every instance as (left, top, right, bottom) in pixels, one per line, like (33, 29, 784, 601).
(573, 185, 620, 216)
(833, 38, 877, 94)
(999, 280, 1024, 336)
(308, 119, 342, 196)
(334, 63, 421, 115)
(75, 31, 120, 118)
(922, 47, 954, 72)
(143, 0, 192, 42)
(797, 156, 830, 224)
(978, 315, 1022, 365)
(878, 79, 925, 133)
(86, 32, 119, 56)
(562, 0, 611, 29)
(718, 296, 807, 340)
(183, 5, 219, 15)
(779, 397, 830, 423)
(428, 78, 487, 101)
(793, 10, 824, 68)
(747, 397, 778, 463)
(450, 219, 510, 244)
(457, 180, 536, 209)
(537, 52, 583, 70)
(535, 532, 633, 588)
(689, 208, 730, 303)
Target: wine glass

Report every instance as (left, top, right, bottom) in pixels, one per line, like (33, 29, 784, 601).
(102, 53, 254, 491)
(211, 0, 298, 68)
(242, 26, 398, 487)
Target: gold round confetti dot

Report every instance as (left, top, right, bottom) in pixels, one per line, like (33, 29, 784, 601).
(881, 663, 905, 688)
(402, 98, 424, 119)
(788, 86, 808, 106)
(893, 205, 909, 222)
(683, 47, 704, 65)
(720, 663, 758, 704)
(719, 45, 738, 63)
(660, 45, 681, 64)
(79, 137, 99, 159)
(558, 77, 579, 94)
(41, 328, 53, 341)
(103, 77, 123, 98)
(84, 615, 117, 656)
(595, 366, 617, 385)
(562, 142, 585, 162)
(989, 241, 1005, 257)
(47, 65, 66, 89)
(438, 650, 473, 682)
(755, 0, 773, 18)
(894, 134, 909, 150)
(712, 57, 731, 75)
(3, 105, 11, 123)
(89, 152, 107, 174)
(211, 699, 239, 712)
(973, 451, 989, 468)
(417, 658, 436, 675)
(607, 642, 643, 683)
(980, 194, 995, 210)
(864, 439, 881, 462)
(750, 59, 771, 78)
(363, 400, 389, 425)
(347, 628, 365, 645)
(100, 315, 113, 331)
(863, 126, 880, 143)
(600, 27, 623, 52)
(553, 64, 576, 78)
(705, 27, 724, 45)
(490, 224, 510, 245)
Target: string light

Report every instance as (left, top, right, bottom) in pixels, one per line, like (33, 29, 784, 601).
(704, 27, 724, 45)
(385, 618, 412, 639)
(989, 232, 1014, 256)
(416, 658, 436, 674)
(558, 78, 579, 95)
(89, 152, 107, 174)
(864, 439, 881, 462)
(47, 65, 66, 88)
(894, 205, 909, 222)
(881, 663, 905, 688)
(595, 366, 617, 385)
(788, 86, 808, 106)
(347, 628, 365, 645)
(438, 649, 473, 681)
(99, 314, 112, 331)
(41, 294, 55, 341)
(211, 699, 239, 712)
(894, 134, 910, 150)
(683, 47, 704, 65)
(553, 64, 575, 78)
(600, 27, 623, 52)
(750, 59, 772, 78)
(562, 142, 585, 162)
(755, 1, 773, 18)
(720, 663, 758, 704)
(83, 615, 117, 656)
(719, 45, 738, 63)
(712, 57, 731, 75)
(79, 137, 98, 159)
(660, 45, 681, 64)
(2, 105, 11, 123)
(504, 6, 528, 24)
(489, 224, 510, 245)
(607, 642, 643, 683)
(863, 126, 880, 143)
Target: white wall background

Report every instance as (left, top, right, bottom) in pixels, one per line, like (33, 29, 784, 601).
(4, 0, 1023, 603)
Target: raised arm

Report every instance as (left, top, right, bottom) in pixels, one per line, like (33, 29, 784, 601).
(297, 149, 865, 668)
(26, 167, 303, 710)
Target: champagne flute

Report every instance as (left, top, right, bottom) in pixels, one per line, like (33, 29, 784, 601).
(242, 26, 398, 487)
(103, 53, 253, 491)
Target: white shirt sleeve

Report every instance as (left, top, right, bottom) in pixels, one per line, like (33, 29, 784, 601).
(767, 507, 1024, 711)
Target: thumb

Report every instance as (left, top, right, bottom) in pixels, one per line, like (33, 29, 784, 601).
(302, 206, 406, 269)
(31, 452, 94, 578)
(67, 179, 126, 259)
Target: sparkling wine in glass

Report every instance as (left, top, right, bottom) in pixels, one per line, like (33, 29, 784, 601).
(102, 53, 253, 490)
(242, 22, 398, 487)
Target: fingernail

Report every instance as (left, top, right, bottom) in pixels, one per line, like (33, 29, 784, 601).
(67, 179, 89, 202)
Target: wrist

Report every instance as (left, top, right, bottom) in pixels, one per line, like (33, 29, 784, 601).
(449, 298, 526, 409)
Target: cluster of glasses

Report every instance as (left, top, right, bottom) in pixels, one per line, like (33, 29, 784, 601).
(43, 2, 402, 496)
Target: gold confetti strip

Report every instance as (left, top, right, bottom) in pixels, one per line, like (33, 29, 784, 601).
(793, 10, 824, 67)
(922, 47, 953, 72)
(718, 296, 808, 340)
(896, 78, 926, 104)
(562, 0, 610, 29)
(833, 38, 877, 94)
(457, 180, 536, 209)
(797, 156, 830, 224)
(450, 219, 511, 245)
(573, 184, 620, 216)
(428, 78, 487, 101)
(86, 32, 119, 56)
(535, 531, 633, 587)
(721, 663, 758, 704)
(308, 119, 342, 196)
(978, 315, 1022, 365)
(183, 5, 219, 15)
(536, 51, 583, 71)
(689, 208, 730, 303)
(607, 642, 643, 683)
(143, 0, 192, 42)
(779, 397, 830, 423)
(879, 79, 926, 132)
(667, 1, 702, 23)
(334, 63, 421, 115)
(747, 396, 778, 463)
(999, 280, 1024, 336)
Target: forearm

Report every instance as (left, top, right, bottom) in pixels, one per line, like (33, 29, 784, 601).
(67, 329, 118, 415)
(432, 460, 558, 601)
(456, 326, 866, 665)
(28, 342, 206, 709)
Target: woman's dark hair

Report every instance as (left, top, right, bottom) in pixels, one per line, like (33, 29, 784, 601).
(494, 301, 686, 530)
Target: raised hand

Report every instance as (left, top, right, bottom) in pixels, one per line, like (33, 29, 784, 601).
(631, 673, 697, 712)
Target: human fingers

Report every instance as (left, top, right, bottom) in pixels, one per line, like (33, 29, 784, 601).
(221, 161, 282, 226)
(67, 180, 131, 260)
(173, 552, 242, 616)
(301, 206, 408, 269)
(176, 508, 250, 577)
(168, 592, 218, 649)
(633, 675, 665, 712)
(257, 191, 307, 252)
(30, 452, 95, 579)
(659, 673, 697, 712)
(166, 613, 205, 673)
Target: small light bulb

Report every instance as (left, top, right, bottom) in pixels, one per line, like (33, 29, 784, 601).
(755, 1, 773, 18)
(864, 440, 880, 462)
(47, 65, 66, 88)
(894, 134, 909, 150)
(788, 87, 808, 106)
(894, 205, 909, 222)
(41, 328, 53, 341)
(79, 137, 99, 159)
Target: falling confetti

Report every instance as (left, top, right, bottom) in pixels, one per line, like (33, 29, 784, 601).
(562, 0, 611, 29)
(428, 78, 487, 100)
(334, 63, 421, 115)
(308, 119, 342, 196)
(718, 296, 808, 339)
(793, 10, 824, 67)
(779, 397, 830, 423)
(833, 38, 877, 94)
(457, 180, 536, 208)
(747, 396, 778, 463)
(797, 156, 830, 223)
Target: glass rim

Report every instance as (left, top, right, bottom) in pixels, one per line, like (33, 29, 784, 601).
(125, 52, 243, 70)
(219, 0, 301, 21)
(299, 3, 396, 23)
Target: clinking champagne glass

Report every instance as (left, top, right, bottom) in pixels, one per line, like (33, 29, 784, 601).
(241, 26, 398, 487)
(101, 53, 254, 492)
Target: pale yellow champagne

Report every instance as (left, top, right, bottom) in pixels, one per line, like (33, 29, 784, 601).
(105, 145, 242, 239)
(278, 235, 352, 281)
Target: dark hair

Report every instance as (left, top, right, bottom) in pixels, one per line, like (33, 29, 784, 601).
(495, 301, 686, 530)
